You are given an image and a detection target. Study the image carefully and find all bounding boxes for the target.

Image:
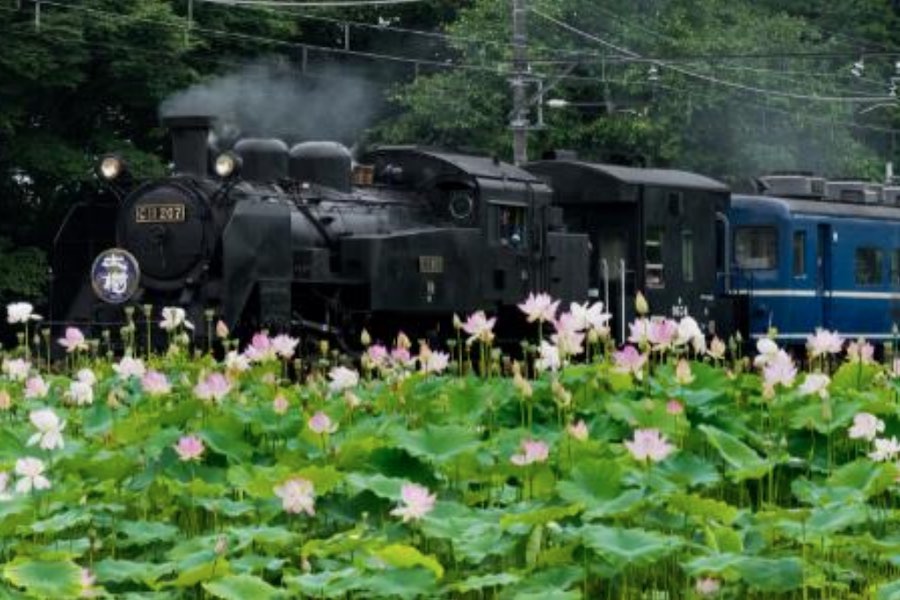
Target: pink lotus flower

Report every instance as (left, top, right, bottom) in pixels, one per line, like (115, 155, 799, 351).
(421, 350, 450, 374)
(58, 327, 87, 353)
(271, 334, 299, 359)
(551, 313, 585, 357)
(707, 337, 726, 360)
(695, 577, 721, 596)
(613, 345, 647, 379)
(66, 380, 93, 406)
(666, 399, 684, 416)
(2, 358, 30, 382)
(113, 356, 146, 379)
(674, 359, 694, 385)
(511, 439, 550, 466)
(390, 346, 414, 368)
(869, 436, 900, 462)
(215, 320, 229, 339)
(274, 477, 315, 515)
(676, 316, 705, 351)
(224, 351, 250, 372)
(535, 341, 561, 373)
(462, 310, 496, 344)
(797, 373, 830, 398)
(847, 338, 875, 364)
(7, 302, 39, 324)
(624, 428, 676, 463)
(272, 394, 289, 415)
(24, 376, 49, 399)
(568, 301, 611, 332)
(244, 332, 275, 362)
(648, 318, 678, 349)
(849, 412, 885, 441)
(308, 411, 337, 435)
(194, 373, 231, 402)
(364, 344, 389, 369)
(806, 328, 843, 358)
(141, 371, 171, 396)
(174, 435, 205, 462)
(14, 457, 50, 493)
(328, 366, 359, 394)
(627, 318, 651, 345)
(762, 350, 797, 392)
(76, 368, 96, 386)
(518, 292, 559, 323)
(390, 483, 437, 522)
(753, 337, 780, 367)
(567, 420, 589, 442)
(27, 408, 65, 451)
(80, 568, 99, 598)
(160, 306, 193, 331)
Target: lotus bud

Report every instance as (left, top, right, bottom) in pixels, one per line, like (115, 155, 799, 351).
(551, 378, 572, 407)
(215, 535, 228, 555)
(511, 360, 522, 378)
(124, 305, 135, 321)
(0, 390, 12, 410)
(360, 328, 371, 347)
(177, 332, 190, 346)
(453, 313, 462, 330)
(514, 372, 532, 398)
(587, 328, 600, 344)
(142, 304, 153, 318)
(204, 308, 215, 322)
(396, 331, 411, 350)
(318, 340, 329, 357)
(293, 358, 303, 373)
(40, 327, 50, 340)
(635, 291, 649, 316)
(215, 320, 229, 339)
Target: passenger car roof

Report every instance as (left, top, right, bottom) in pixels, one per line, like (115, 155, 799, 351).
(366, 146, 542, 183)
(733, 194, 900, 220)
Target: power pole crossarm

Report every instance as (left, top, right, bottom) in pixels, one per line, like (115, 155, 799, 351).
(511, 0, 528, 166)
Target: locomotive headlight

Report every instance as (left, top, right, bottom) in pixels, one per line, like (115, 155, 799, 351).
(98, 154, 125, 181)
(214, 152, 240, 178)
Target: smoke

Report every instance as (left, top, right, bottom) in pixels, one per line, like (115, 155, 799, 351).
(160, 59, 382, 147)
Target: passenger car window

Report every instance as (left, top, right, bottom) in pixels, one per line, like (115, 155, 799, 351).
(892, 250, 900, 287)
(735, 227, 777, 270)
(855, 247, 883, 285)
(792, 231, 806, 276)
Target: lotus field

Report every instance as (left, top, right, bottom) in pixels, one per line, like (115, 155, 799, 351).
(1, 295, 900, 599)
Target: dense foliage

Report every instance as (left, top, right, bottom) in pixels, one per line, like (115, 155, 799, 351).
(0, 298, 898, 598)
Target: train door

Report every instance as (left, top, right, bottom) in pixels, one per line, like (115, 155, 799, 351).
(817, 223, 833, 328)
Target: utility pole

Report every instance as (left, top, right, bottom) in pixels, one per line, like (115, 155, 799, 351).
(511, 0, 528, 165)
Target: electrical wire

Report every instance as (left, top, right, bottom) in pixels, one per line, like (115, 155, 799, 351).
(531, 7, 898, 104)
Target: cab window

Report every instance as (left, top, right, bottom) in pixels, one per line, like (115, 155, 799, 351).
(735, 227, 777, 270)
(491, 203, 527, 249)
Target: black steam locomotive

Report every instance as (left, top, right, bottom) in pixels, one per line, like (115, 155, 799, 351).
(51, 116, 734, 345)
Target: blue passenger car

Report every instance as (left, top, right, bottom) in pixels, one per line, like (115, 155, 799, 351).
(728, 176, 900, 343)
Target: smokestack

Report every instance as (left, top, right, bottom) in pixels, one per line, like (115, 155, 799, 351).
(161, 115, 213, 176)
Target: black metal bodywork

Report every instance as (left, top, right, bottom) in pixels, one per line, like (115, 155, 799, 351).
(51, 119, 590, 343)
(525, 159, 733, 342)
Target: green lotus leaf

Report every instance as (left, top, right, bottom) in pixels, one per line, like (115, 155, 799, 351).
(656, 452, 721, 488)
(230, 526, 300, 551)
(28, 508, 90, 535)
(199, 415, 254, 463)
(667, 493, 739, 525)
(390, 424, 481, 463)
(0, 429, 25, 461)
(283, 568, 361, 598)
(805, 503, 869, 537)
(344, 471, 406, 499)
(556, 459, 645, 519)
(500, 503, 582, 529)
(168, 550, 230, 588)
(504, 565, 583, 598)
(579, 524, 682, 570)
(356, 568, 437, 599)
(373, 544, 444, 579)
(116, 519, 180, 548)
(202, 574, 283, 599)
(831, 362, 878, 391)
(699, 424, 772, 481)
(226, 464, 291, 498)
(828, 460, 897, 498)
(93, 559, 174, 586)
(452, 572, 520, 593)
(789, 398, 859, 433)
(738, 557, 804, 592)
(878, 578, 900, 600)
(2, 558, 82, 598)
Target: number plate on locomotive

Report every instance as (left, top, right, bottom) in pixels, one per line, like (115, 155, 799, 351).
(418, 256, 444, 274)
(135, 204, 186, 223)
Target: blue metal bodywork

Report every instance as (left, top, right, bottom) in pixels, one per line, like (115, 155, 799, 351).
(728, 194, 900, 341)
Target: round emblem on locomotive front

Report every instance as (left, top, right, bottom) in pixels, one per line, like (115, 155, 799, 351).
(91, 248, 140, 304)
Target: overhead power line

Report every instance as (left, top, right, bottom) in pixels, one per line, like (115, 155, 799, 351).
(530, 7, 898, 105)
(196, 0, 425, 7)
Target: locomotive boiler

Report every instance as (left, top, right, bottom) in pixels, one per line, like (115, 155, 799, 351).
(51, 116, 588, 343)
